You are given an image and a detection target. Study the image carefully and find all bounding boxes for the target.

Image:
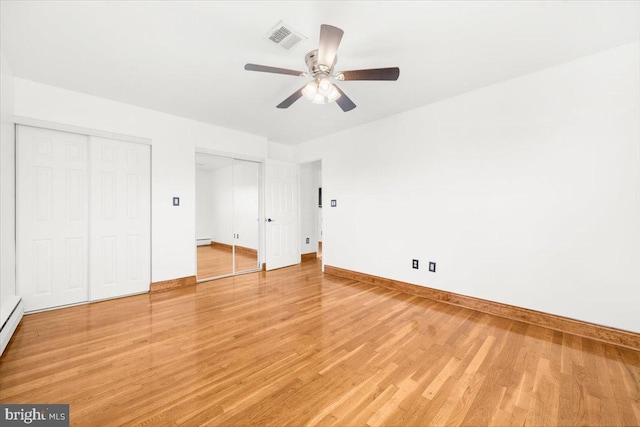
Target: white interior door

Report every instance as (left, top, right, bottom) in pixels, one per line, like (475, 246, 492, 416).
(17, 126, 89, 312)
(90, 137, 151, 300)
(265, 159, 299, 270)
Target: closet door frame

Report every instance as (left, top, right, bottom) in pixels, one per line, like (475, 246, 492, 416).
(15, 118, 152, 312)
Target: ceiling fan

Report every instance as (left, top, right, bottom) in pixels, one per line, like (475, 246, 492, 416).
(244, 24, 400, 112)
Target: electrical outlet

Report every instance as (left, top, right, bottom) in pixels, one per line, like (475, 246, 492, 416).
(412, 259, 419, 269)
(331, 199, 337, 207)
(306, 237, 310, 244)
(429, 262, 436, 272)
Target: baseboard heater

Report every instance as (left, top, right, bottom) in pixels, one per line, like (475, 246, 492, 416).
(196, 238, 212, 246)
(1, 297, 24, 357)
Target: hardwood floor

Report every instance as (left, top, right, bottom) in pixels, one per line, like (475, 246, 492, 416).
(1, 259, 639, 426)
(197, 244, 259, 279)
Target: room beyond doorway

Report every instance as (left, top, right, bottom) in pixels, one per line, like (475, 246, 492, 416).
(300, 160, 322, 262)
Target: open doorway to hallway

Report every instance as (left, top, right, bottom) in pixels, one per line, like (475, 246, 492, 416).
(300, 160, 322, 261)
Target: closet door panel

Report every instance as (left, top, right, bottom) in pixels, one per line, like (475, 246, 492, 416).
(17, 126, 89, 312)
(233, 159, 260, 273)
(195, 154, 234, 280)
(90, 137, 150, 300)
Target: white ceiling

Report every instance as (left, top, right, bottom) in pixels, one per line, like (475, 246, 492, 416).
(1, 1, 638, 145)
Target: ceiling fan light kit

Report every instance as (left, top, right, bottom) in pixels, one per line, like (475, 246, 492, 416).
(302, 77, 341, 104)
(245, 24, 400, 112)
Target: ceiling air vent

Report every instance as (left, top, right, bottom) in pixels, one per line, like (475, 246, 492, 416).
(266, 21, 306, 50)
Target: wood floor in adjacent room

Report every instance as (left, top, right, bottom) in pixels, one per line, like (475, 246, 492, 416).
(1, 259, 639, 426)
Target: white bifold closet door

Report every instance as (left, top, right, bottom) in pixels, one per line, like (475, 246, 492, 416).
(17, 126, 151, 312)
(17, 126, 90, 312)
(89, 137, 150, 300)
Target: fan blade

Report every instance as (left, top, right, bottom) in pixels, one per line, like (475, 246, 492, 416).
(244, 64, 305, 76)
(317, 25, 344, 69)
(334, 85, 356, 112)
(276, 86, 305, 109)
(340, 67, 400, 81)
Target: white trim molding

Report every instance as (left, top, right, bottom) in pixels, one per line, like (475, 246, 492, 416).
(12, 115, 152, 145)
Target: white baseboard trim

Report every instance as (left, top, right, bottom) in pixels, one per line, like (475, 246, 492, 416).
(1, 297, 24, 357)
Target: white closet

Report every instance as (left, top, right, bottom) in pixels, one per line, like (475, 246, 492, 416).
(16, 126, 151, 312)
(195, 154, 261, 280)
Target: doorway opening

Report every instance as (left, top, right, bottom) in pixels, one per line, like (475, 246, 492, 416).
(300, 160, 322, 262)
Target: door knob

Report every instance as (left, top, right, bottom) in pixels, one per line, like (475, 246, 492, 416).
(266, 218, 275, 222)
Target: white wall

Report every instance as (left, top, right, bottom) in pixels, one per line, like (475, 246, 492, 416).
(0, 52, 18, 324)
(267, 140, 294, 162)
(296, 41, 640, 333)
(12, 78, 268, 282)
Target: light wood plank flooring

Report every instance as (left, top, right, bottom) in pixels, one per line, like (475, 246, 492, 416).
(1, 259, 639, 426)
(197, 244, 258, 279)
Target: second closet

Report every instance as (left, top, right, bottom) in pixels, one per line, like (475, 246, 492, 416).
(195, 153, 261, 280)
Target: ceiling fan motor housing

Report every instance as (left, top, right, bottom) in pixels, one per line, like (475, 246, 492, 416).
(305, 49, 336, 78)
